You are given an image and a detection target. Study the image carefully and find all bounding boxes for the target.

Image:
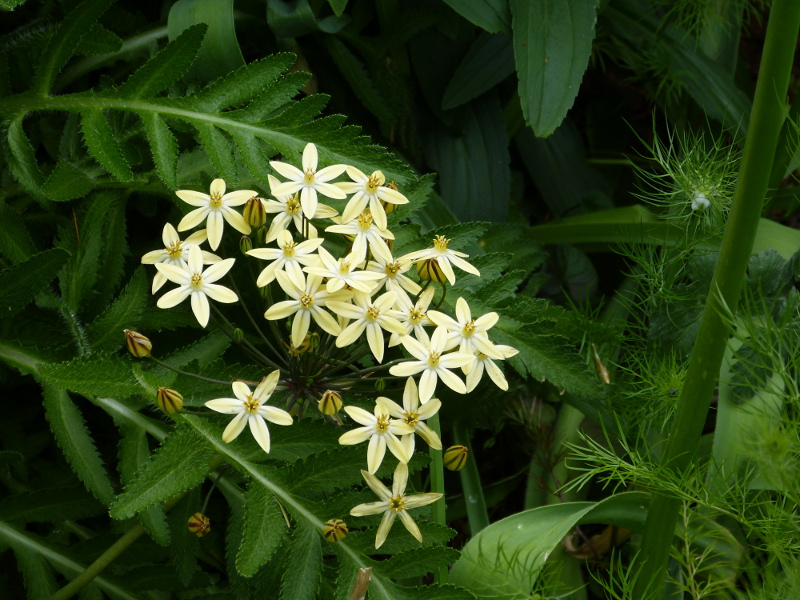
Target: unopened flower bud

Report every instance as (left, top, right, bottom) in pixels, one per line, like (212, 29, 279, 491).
(243, 196, 267, 228)
(308, 332, 320, 350)
(240, 235, 253, 254)
(296, 334, 313, 354)
(374, 378, 386, 392)
(188, 513, 211, 537)
(318, 390, 343, 415)
(233, 328, 244, 344)
(443, 445, 469, 471)
(124, 329, 152, 358)
(157, 387, 183, 413)
(258, 226, 269, 245)
(323, 518, 348, 542)
(416, 259, 447, 284)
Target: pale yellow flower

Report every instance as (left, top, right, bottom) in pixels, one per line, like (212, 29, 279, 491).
(326, 210, 393, 264)
(387, 286, 435, 347)
(401, 235, 479, 285)
(377, 377, 442, 457)
(339, 404, 414, 473)
(337, 168, 408, 230)
(141, 223, 220, 293)
(205, 372, 293, 453)
(247, 229, 323, 287)
(427, 297, 504, 368)
(303, 246, 384, 294)
(262, 174, 338, 242)
(176, 179, 255, 250)
(366, 256, 422, 296)
(155, 245, 237, 327)
(350, 463, 441, 549)
(269, 143, 346, 219)
(328, 291, 406, 362)
(466, 344, 518, 392)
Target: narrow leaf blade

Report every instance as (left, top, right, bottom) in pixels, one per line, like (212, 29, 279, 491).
(236, 486, 287, 577)
(80, 109, 134, 181)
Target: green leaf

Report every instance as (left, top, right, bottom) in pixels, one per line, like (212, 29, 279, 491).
(13, 544, 58, 600)
(442, 0, 510, 33)
(236, 485, 287, 577)
(511, 0, 599, 137)
(86, 268, 148, 352)
(142, 113, 179, 189)
(160, 331, 232, 371)
(378, 547, 462, 579)
(279, 521, 322, 600)
(327, 0, 348, 17)
(75, 23, 123, 55)
(88, 192, 128, 315)
(3, 114, 45, 199)
(80, 109, 134, 181)
(168, 0, 245, 84)
(39, 355, 142, 399)
(30, 0, 115, 96)
(193, 120, 238, 183)
(41, 161, 95, 202)
(0, 486, 104, 523)
(450, 492, 649, 599)
(442, 32, 515, 110)
(0, 248, 68, 317)
(118, 24, 206, 99)
(0, 202, 37, 263)
(426, 92, 510, 221)
(42, 385, 115, 505)
(110, 425, 214, 520)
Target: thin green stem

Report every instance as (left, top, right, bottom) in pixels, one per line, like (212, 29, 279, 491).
(632, 2, 800, 597)
(427, 412, 447, 584)
(453, 421, 489, 535)
(147, 356, 231, 386)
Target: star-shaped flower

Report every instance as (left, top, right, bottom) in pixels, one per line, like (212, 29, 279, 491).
(247, 229, 323, 287)
(427, 297, 504, 368)
(466, 345, 519, 392)
(303, 246, 384, 294)
(269, 143, 346, 219)
(205, 372, 293, 454)
(339, 403, 414, 473)
(377, 377, 442, 457)
(262, 175, 338, 242)
(176, 179, 256, 250)
(365, 256, 422, 296)
(155, 245, 237, 327)
(401, 235, 479, 285)
(389, 326, 473, 403)
(326, 210, 394, 265)
(141, 223, 220, 293)
(337, 168, 408, 230)
(387, 286, 435, 347)
(264, 271, 350, 348)
(350, 463, 442, 549)
(328, 291, 406, 362)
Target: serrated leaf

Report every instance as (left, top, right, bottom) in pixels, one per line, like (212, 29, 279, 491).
(160, 331, 232, 370)
(30, 0, 115, 96)
(13, 545, 59, 600)
(511, 0, 599, 137)
(236, 485, 287, 577)
(39, 355, 142, 399)
(280, 521, 322, 600)
(80, 109, 134, 181)
(230, 130, 272, 188)
(194, 120, 237, 183)
(42, 385, 115, 505)
(119, 24, 206, 99)
(442, 0, 510, 33)
(76, 23, 123, 55)
(237, 71, 312, 122)
(4, 114, 45, 199)
(166, 489, 202, 585)
(110, 425, 213, 519)
(442, 32, 515, 110)
(0, 202, 37, 263)
(86, 268, 148, 352)
(142, 113, 179, 188)
(168, 0, 245, 84)
(88, 193, 128, 314)
(42, 161, 95, 201)
(0, 248, 68, 317)
(379, 547, 462, 579)
(0, 486, 104, 523)
(426, 92, 509, 221)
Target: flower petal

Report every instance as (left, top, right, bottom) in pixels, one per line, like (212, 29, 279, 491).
(248, 414, 272, 453)
(222, 411, 248, 442)
(190, 291, 210, 327)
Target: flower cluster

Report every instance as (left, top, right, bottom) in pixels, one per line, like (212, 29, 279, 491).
(140, 143, 517, 548)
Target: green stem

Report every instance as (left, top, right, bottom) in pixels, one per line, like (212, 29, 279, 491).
(632, 2, 800, 597)
(453, 421, 489, 535)
(147, 356, 231, 386)
(427, 412, 447, 583)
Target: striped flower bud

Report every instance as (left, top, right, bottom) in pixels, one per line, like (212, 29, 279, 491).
(240, 235, 253, 254)
(243, 196, 267, 228)
(318, 390, 343, 415)
(187, 513, 211, 537)
(443, 445, 469, 471)
(323, 519, 348, 542)
(374, 378, 386, 392)
(124, 329, 152, 358)
(416, 259, 447, 284)
(157, 387, 183, 413)
(233, 328, 244, 344)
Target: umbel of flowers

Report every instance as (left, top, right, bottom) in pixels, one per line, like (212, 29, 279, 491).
(137, 143, 518, 549)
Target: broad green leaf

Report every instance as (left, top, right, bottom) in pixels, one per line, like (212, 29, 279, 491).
(30, 0, 115, 96)
(442, 0, 511, 33)
(118, 24, 206, 99)
(4, 114, 46, 200)
(427, 92, 510, 221)
(110, 425, 213, 520)
(450, 492, 649, 599)
(142, 113, 179, 189)
(168, 0, 245, 84)
(0, 486, 104, 523)
(75, 23, 123, 55)
(279, 521, 322, 600)
(39, 355, 142, 399)
(236, 485, 287, 577)
(511, 0, 599, 138)
(378, 547, 462, 579)
(442, 32, 515, 110)
(41, 161, 95, 201)
(42, 385, 115, 505)
(86, 268, 148, 352)
(80, 109, 134, 181)
(12, 545, 58, 600)
(0, 248, 68, 317)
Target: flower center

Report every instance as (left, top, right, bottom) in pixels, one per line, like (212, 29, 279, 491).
(166, 241, 183, 260)
(366, 305, 381, 321)
(209, 191, 223, 208)
(282, 241, 297, 257)
(375, 414, 390, 432)
(287, 196, 302, 214)
(299, 293, 314, 308)
(409, 308, 424, 323)
(462, 320, 476, 336)
(243, 395, 260, 413)
(338, 259, 352, 275)
(356, 211, 374, 231)
(389, 495, 406, 513)
(433, 235, 450, 252)
(366, 171, 383, 193)
(428, 351, 440, 367)
(190, 273, 203, 288)
(303, 168, 316, 184)
(385, 261, 401, 276)
(404, 410, 420, 427)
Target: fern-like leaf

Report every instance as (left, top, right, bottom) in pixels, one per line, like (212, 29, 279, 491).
(141, 112, 179, 189)
(279, 521, 323, 600)
(236, 485, 287, 577)
(80, 108, 134, 181)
